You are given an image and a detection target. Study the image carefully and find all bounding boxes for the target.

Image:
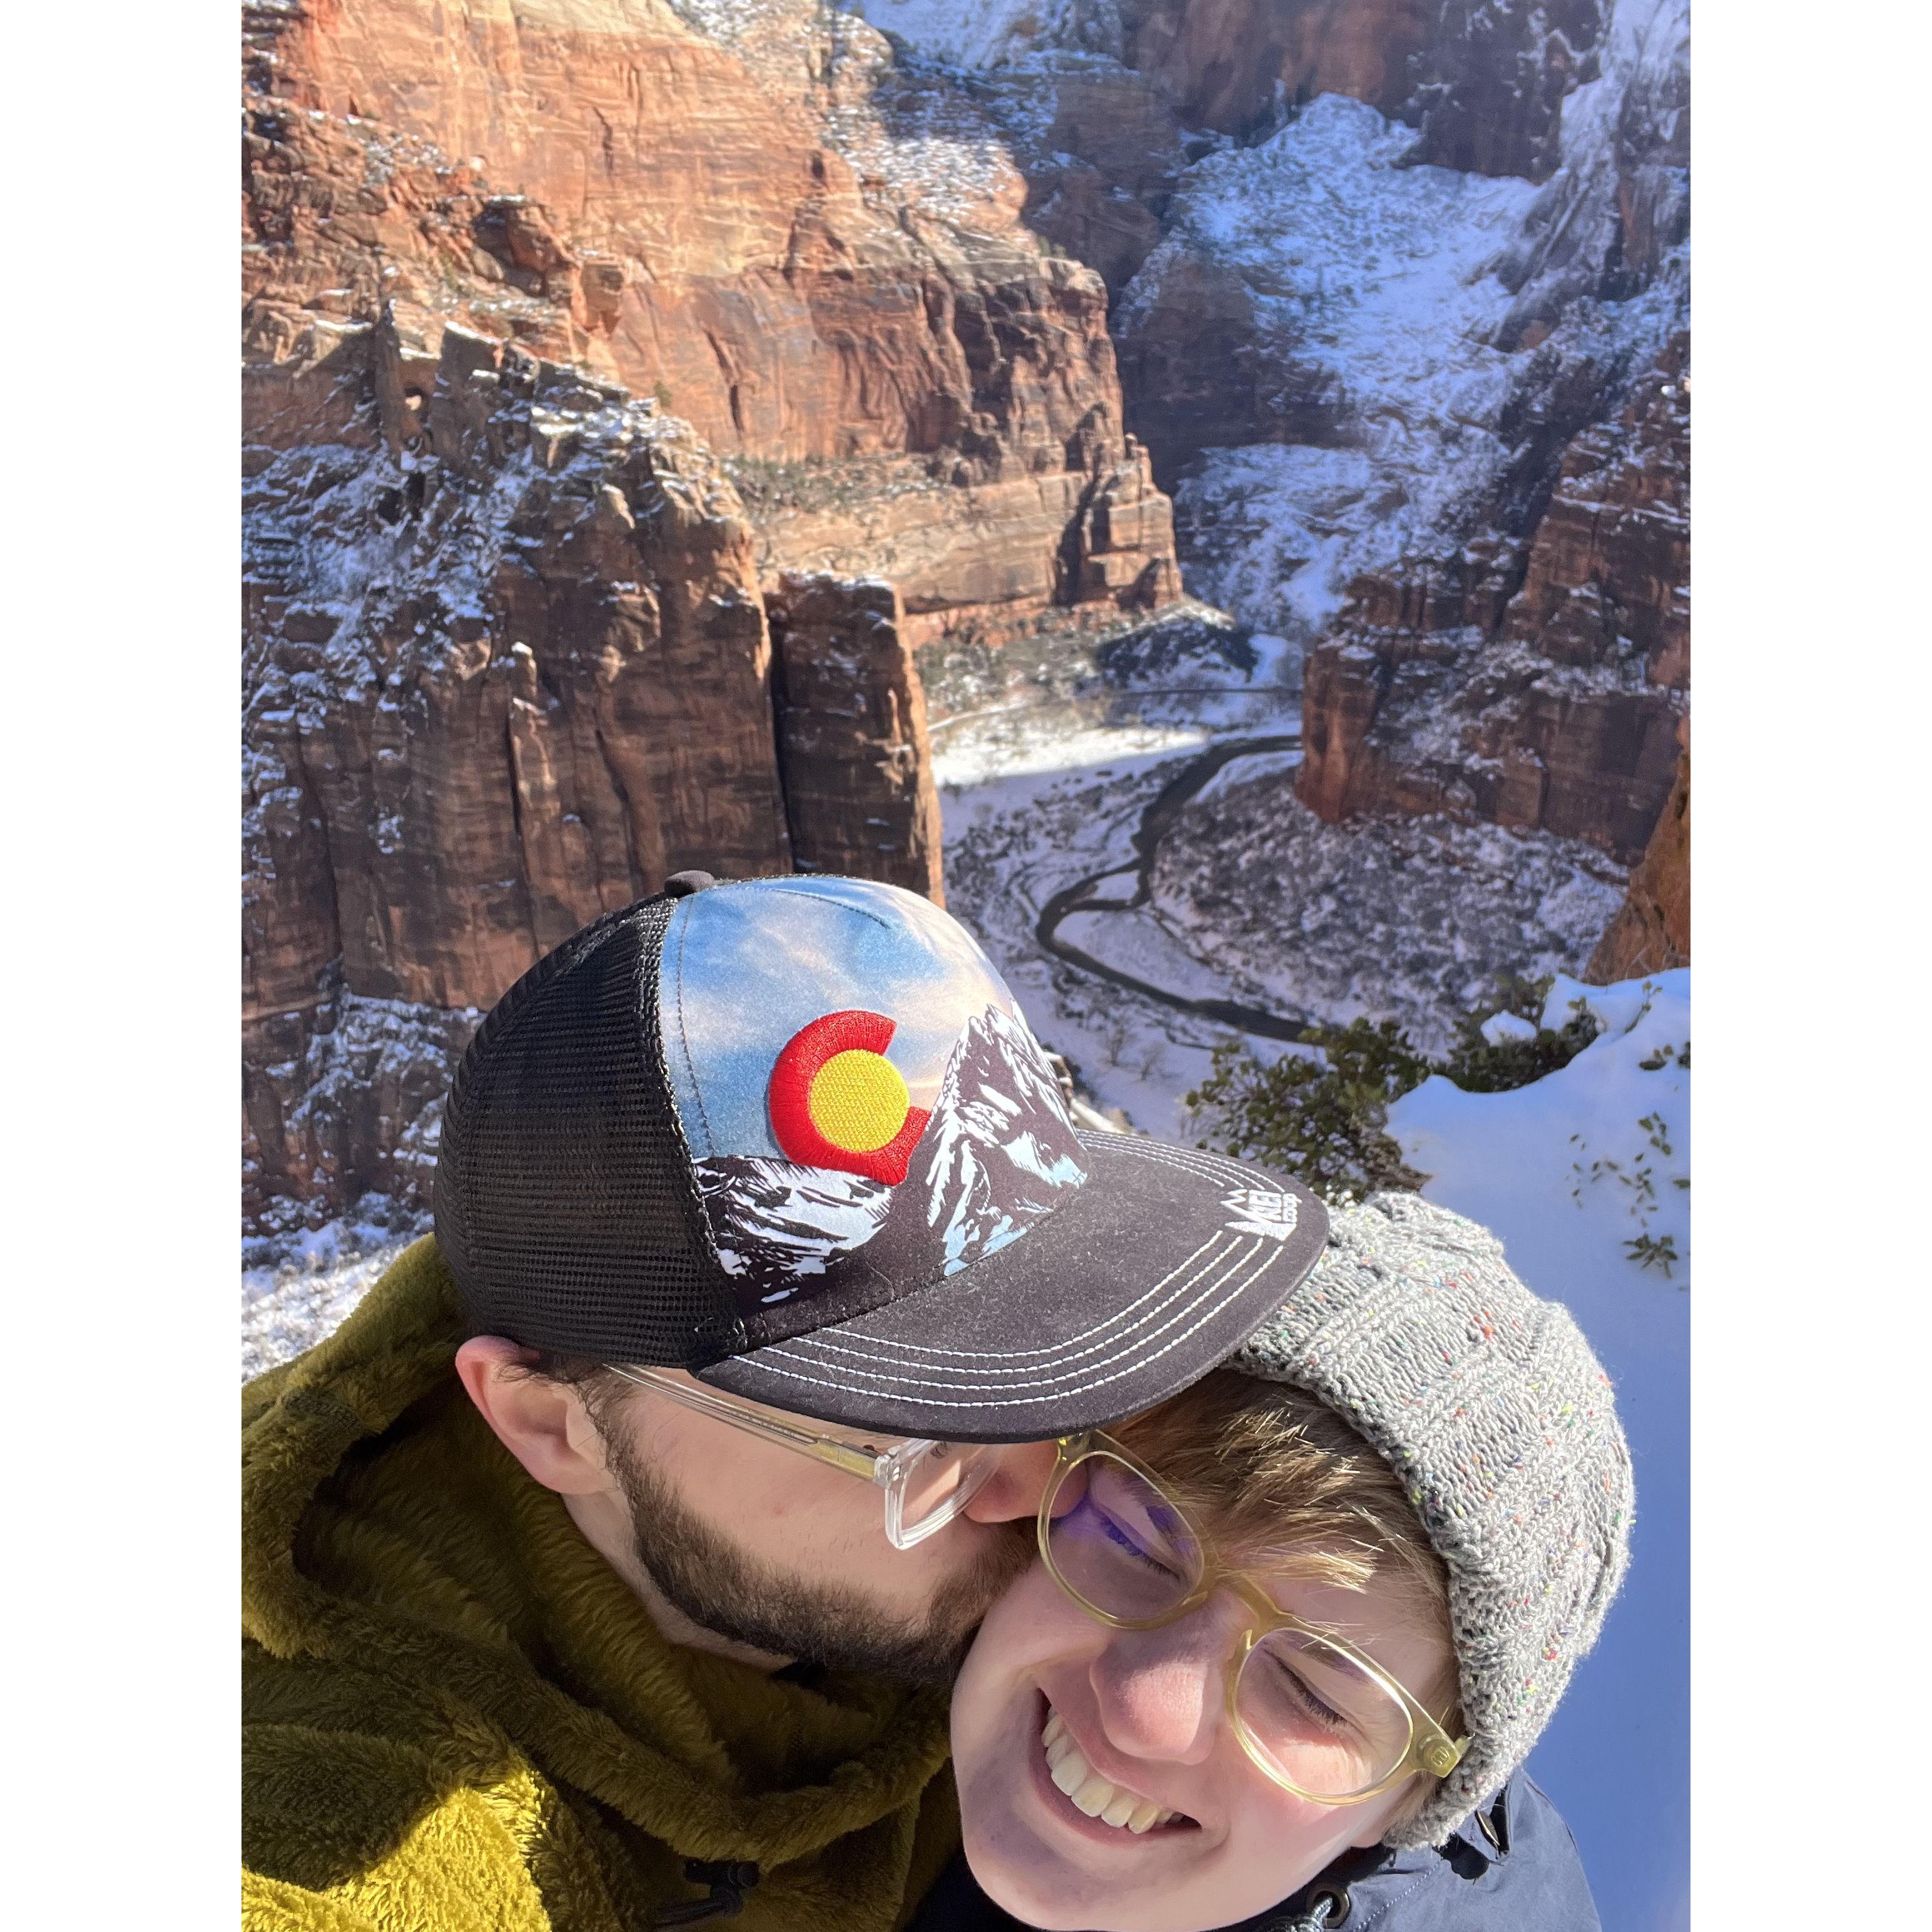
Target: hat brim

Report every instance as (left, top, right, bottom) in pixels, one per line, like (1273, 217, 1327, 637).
(697, 1132, 1328, 1442)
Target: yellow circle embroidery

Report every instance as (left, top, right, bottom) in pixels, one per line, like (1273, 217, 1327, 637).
(807, 1050, 912, 1154)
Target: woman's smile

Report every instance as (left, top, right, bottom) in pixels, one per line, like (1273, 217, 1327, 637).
(950, 1516, 1453, 1930)
(1025, 1688, 1204, 1850)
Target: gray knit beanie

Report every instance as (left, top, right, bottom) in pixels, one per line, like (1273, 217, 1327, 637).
(1226, 1191, 1633, 1849)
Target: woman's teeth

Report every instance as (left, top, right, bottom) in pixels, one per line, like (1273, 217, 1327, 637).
(1041, 1705, 1182, 1834)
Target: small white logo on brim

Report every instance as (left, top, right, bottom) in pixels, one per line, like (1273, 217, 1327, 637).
(1221, 1189, 1301, 1241)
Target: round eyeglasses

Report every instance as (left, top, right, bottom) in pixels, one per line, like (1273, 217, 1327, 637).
(1036, 1433, 1467, 1804)
(605, 1365, 1003, 1549)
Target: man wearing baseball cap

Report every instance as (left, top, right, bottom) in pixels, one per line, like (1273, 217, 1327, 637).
(242, 873, 1330, 1932)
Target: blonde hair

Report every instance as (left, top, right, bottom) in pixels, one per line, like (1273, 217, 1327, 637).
(1114, 1366, 1460, 1822)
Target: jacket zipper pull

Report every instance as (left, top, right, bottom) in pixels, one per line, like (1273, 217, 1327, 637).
(1271, 1887, 1346, 1932)
(653, 1859, 761, 1926)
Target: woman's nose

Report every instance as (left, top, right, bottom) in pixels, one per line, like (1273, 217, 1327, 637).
(960, 1440, 1060, 1523)
(1089, 1617, 1233, 1766)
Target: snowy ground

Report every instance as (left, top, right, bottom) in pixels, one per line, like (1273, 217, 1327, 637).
(1146, 767, 1629, 1058)
(937, 632, 1306, 1137)
(945, 749, 1244, 1136)
(848, 0, 1072, 69)
(1146, 94, 1540, 639)
(1390, 972, 1690, 1932)
(942, 719, 1627, 1124)
(242, 1205, 429, 1383)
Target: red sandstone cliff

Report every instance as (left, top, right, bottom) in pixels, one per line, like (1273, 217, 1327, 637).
(243, 0, 1180, 636)
(243, 317, 968, 1236)
(768, 572, 947, 903)
(1103, 0, 1600, 175)
(1588, 728, 1688, 980)
(244, 328, 790, 1231)
(242, 1, 1183, 1244)
(1296, 335, 1688, 863)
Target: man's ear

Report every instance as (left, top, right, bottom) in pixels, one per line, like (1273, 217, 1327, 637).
(454, 1336, 616, 1498)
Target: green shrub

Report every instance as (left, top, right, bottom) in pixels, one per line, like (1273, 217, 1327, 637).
(1182, 1019, 1433, 1205)
(1441, 972, 1600, 1094)
(1185, 978, 1602, 1206)
(1625, 1231, 1680, 1277)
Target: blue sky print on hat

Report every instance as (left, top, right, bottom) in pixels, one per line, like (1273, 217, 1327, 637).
(659, 877, 1088, 1311)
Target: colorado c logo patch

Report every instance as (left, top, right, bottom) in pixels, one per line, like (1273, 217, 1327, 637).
(768, 1010, 932, 1185)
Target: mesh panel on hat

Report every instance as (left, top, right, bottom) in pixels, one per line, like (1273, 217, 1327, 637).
(432, 895, 745, 1365)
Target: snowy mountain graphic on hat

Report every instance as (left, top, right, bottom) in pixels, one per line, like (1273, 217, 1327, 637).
(658, 877, 1089, 1311)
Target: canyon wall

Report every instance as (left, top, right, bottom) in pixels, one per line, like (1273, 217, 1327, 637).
(245, 0, 1689, 1244)
(243, 0, 1188, 1244)
(243, 318, 958, 1240)
(867, 0, 1689, 868)
(243, 326, 793, 1235)
(1101, 0, 1604, 176)
(875, 0, 1610, 312)
(1588, 730, 1688, 980)
(244, 0, 1182, 639)
(768, 571, 947, 903)
(1297, 332, 1689, 860)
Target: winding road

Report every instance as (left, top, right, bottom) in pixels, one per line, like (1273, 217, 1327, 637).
(1034, 734, 1314, 1044)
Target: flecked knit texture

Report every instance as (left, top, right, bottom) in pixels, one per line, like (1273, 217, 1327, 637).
(1227, 1191, 1633, 1849)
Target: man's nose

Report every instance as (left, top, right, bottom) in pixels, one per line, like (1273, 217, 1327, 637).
(1088, 1614, 1234, 1766)
(960, 1440, 1060, 1523)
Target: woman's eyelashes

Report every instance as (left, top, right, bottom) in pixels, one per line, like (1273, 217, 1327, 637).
(1269, 1658, 1350, 1732)
(1093, 1502, 1183, 1577)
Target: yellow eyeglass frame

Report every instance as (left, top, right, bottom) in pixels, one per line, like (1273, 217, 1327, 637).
(1035, 1431, 1469, 1806)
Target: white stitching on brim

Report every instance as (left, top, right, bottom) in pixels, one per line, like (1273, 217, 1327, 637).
(808, 1236, 1228, 1363)
(791, 1225, 1232, 1366)
(781, 1135, 1294, 1368)
(768, 1240, 1262, 1393)
(770, 1231, 1242, 1381)
(751, 1236, 1267, 1394)
(730, 1238, 1289, 1410)
(1085, 1135, 1264, 1184)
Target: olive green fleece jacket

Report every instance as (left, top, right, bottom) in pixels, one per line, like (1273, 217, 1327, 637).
(242, 1237, 960, 1932)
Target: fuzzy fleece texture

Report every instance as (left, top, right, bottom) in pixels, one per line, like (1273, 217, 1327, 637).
(242, 1236, 960, 1932)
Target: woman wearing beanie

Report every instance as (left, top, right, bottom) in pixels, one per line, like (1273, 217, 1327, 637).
(918, 1191, 1632, 1931)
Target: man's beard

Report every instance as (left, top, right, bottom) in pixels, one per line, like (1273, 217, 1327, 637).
(602, 1426, 1034, 1685)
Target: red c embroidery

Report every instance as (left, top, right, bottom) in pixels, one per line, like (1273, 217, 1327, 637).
(768, 1010, 931, 1185)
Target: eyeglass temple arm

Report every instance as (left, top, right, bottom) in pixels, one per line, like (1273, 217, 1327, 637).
(604, 1365, 887, 1480)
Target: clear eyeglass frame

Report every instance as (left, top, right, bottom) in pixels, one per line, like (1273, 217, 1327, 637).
(1036, 1430, 1470, 1806)
(602, 1363, 1000, 1550)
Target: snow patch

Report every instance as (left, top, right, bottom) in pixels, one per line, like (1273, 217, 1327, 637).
(1187, 748, 1302, 808)
(846, 0, 1074, 69)
(1134, 93, 1538, 638)
(1480, 1008, 1540, 1046)
(242, 1204, 429, 1383)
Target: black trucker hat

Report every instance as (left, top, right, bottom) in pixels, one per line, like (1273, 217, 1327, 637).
(434, 873, 1327, 1442)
